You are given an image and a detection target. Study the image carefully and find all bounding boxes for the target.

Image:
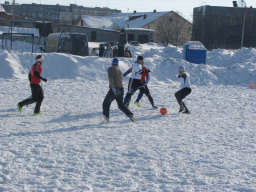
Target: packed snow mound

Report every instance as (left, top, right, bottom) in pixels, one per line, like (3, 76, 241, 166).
(0, 43, 256, 86)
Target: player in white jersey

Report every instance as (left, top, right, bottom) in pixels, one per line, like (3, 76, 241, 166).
(123, 56, 150, 107)
(174, 66, 192, 114)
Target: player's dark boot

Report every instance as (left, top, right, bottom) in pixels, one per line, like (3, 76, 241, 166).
(179, 106, 185, 113)
(183, 109, 190, 114)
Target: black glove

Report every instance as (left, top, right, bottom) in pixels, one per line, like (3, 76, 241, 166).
(42, 78, 47, 82)
(147, 69, 151, 73)
(178, 74, 187, 78)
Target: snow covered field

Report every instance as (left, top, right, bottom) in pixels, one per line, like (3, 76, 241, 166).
(0, 43, 256, 191)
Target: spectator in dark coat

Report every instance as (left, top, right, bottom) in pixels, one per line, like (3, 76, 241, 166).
(113, 47, 118, 57)
(99, 44, 105, 57)
(118, 28, 127, 57)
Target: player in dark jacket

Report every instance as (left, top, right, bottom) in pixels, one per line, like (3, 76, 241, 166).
(17, 55, 47, 115)
(101, 58, 135, 124)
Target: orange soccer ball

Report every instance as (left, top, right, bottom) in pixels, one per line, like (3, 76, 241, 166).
(160, 108, 167, 115)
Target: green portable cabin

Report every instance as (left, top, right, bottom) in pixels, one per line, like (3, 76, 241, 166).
(45, 32, 89, 56)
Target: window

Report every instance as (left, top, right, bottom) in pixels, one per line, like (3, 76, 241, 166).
(246, 16, 253, 25)
(212, 15, 221, 25)
(138, 35, 149, 43)
(128, 34, 135, 41)
(62, 40, 72, 53)
(45, 38, 59, 52)
(91, 31, 96, 41)
(227, 35, 238, 44)
(229, 15, 239, 25)
(244, 36, 254, 47)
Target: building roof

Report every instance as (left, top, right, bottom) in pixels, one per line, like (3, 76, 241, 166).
(0, 26, 40, 36)
(0, 4, 6, 12)
(81, 11, 171, 30)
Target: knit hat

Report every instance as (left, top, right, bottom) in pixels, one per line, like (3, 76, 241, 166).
(178, 66, 185, 71)
(137, 55, 143, 61)
(112, 58, 119, 65)
(35, 55, 44, 63)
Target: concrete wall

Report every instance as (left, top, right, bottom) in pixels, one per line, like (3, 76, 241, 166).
(2, 4, 121, 25)
(125, 29, 154, 43)
(192, 6, 256, 50)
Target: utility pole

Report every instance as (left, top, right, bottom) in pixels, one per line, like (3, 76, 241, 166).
(241, 0, 246, 48)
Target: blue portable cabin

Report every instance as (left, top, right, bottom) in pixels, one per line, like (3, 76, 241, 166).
(45, 32, 89, 56)
(183, 41, 206, 64)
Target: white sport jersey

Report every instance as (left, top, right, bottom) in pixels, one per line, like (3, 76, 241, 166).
(130, 61, 142, 80)
(180, 72, 191, 89)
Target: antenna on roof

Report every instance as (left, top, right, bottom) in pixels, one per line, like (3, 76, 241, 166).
(238, 0, 246, 7)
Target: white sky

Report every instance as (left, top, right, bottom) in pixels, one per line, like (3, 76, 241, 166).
(4, 0, 256, 21)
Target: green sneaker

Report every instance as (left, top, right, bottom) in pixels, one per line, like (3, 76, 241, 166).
(17, 104, 22, 114)
(134, 102, 141, 107)
(33, 112, 42, 115)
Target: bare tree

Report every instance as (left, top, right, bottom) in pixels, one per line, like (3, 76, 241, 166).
(156, 14, 189, 46)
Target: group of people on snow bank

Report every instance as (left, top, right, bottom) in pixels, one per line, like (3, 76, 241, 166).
(90, 44, 132, 58)
(17, 54, 192, 123)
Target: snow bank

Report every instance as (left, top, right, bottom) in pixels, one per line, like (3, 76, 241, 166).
(0, 43, 256, 86)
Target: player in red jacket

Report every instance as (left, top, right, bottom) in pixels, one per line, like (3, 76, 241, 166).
(17, 55, 47, 115)
(123, 64, 157, 108)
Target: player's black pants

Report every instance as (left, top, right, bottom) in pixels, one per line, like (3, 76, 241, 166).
(175, 88, 191, 108)
(18, 84, 44, 113)
(103, 87, 133, 118)
(123, 78, 144, 106)
(136, 86, 154, 106)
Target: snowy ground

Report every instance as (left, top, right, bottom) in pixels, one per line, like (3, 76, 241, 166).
(0, 43, 256, 191)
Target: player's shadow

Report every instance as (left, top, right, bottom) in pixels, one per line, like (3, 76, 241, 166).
(0, 123, 112, 139)
(136, 114, 162, 121)
(47, 111, 102, 123)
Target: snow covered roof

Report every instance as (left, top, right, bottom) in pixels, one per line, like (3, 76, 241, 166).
(81, 11, 171, 30)
(0, 26, 40, 36)
(125, 28, 154, 32)
(0, 4, 6, 12)
(81, 15, 115, 29)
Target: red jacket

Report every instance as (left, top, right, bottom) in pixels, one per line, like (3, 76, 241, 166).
(30, 61, 42, 84)
(128, 66, 149, 83)
(141, 66, 150, 83)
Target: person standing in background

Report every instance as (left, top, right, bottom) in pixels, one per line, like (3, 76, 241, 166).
(99, 44, 105, 57)
(103, 44, 113, 58)
(117, 28, 127, 57)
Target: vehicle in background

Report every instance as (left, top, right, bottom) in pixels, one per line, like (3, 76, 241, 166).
(45, 32, 89, 56)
